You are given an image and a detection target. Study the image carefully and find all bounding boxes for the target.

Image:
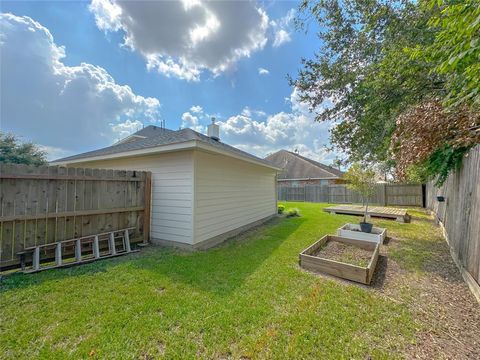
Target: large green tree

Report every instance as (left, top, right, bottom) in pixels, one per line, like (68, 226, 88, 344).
(292, 0, 439, 164)
(391, 0, 480, 183)
(293, 0, 479, 183)
(0, 132, 47, 166)
(426, 0, 480, 108)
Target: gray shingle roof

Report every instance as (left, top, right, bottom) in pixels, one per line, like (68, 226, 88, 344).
(129, 126, 175, 138)
(265, 150, 343, 179)
(53, 125, 276, 168)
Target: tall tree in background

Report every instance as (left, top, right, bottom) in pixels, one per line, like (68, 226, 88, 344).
(0, 132, 47, 166)
(391, 0, 480, 184)
(292, 0, 438, 164)
(292, 0, 479, 184)
(427, 0, 480, 108)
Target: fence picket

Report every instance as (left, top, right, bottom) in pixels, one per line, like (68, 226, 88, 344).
(278, 183, 423, 207)
(0, 164, 151, 270)
(427, 145, 480, 286)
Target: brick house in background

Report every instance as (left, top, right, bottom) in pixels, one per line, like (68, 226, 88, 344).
(265, 150, 345, 187)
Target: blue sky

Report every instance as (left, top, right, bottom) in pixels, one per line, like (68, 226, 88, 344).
(1, 1, 335, 163)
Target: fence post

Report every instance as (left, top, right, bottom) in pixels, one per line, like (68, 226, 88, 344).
(422, 184, 426, 208)
(143, 172, 152, 244)
(383, 184, 387, 206)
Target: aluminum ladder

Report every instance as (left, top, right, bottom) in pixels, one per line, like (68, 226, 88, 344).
(18, 227, 138, 273)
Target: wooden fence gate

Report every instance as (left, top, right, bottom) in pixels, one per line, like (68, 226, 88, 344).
(0, 164, 152, 270)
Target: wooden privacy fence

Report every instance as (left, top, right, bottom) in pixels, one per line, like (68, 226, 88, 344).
(0, 164, 152, 270)
(278, 183, 424, 207)
(427, 145, 480, 297)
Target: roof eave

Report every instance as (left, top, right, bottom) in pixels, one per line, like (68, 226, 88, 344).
(50, 140, 282, 171)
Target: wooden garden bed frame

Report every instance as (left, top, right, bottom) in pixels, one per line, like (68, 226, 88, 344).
(337, 223, 387, 244)
(299, 235, 380, 285)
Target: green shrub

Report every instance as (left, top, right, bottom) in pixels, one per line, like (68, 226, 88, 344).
(277, 204, 285, 214)
(286, 208, 300, 217)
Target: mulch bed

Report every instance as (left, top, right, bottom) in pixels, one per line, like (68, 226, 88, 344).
(314, 240, 372, 267)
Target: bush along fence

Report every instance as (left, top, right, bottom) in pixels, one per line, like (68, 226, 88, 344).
(427, 145, 480, 301)
(278, 183, 424, 207)
(0, 164, 152, 270)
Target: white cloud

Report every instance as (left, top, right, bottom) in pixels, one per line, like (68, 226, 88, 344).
(88, 0, 122, 32)
(190, 105, 203, 113)
(270, 8, 295, 48)
(241, 106, 267, 118)
(258, 67, 270, 75)
(111, 119, 144, 140)
(181, 111, 204, 132)
(182, 88, 337, 163)
(37, 145, 75, 162)
(89, 0, 269, 81)
(0, 13, 161, 159)
(272, 29, 291, 48)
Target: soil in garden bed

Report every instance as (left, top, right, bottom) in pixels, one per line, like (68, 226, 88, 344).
(314, 241, 372, 267)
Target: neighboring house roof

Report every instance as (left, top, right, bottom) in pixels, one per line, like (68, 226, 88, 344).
(265, 150, 344, 179)
(52, 125, 280, 170)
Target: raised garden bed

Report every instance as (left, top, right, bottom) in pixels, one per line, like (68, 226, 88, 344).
(299, 235, 380, 284)
(337, 223, 387, 244)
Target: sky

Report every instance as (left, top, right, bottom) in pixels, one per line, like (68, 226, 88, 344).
(0, 0, 337, 163)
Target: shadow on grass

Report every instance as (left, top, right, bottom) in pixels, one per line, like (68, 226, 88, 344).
(370, 255, 388, 289)
(130, 216, 305, 295)
(1, 216, 305, 295)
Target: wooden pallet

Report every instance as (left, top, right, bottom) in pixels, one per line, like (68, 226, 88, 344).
(17, 227, 137, 273)
(323, 205, 410, 223)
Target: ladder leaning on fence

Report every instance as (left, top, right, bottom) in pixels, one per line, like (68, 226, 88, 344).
(17, 227, 138, 273)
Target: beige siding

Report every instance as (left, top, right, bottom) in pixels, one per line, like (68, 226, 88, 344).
(193, 150, 277, 244)
(71, 151, 194, 244)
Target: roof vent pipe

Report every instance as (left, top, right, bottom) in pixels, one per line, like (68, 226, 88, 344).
(208, 117, 220, 141)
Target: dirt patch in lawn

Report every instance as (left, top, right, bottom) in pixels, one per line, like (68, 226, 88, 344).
(314, 241, 372, 267)
(369, 232, 480, 360)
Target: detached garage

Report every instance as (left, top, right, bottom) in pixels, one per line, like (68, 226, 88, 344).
(51, 123, 280, 250)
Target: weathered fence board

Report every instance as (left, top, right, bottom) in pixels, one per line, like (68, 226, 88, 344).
(427, 145, 480, 291)
(278, 183, 423, 207)
(0, 164, 152, 270)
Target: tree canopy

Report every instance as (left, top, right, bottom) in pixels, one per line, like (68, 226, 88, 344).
(0, 132, 47, 166)
(293, 0, 480, 184)
(344, 163, 376, 199)
(344, 162, 376, 221)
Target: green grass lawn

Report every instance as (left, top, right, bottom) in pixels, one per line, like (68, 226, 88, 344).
(0, 203, 449, 359)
